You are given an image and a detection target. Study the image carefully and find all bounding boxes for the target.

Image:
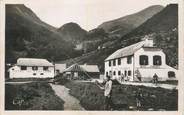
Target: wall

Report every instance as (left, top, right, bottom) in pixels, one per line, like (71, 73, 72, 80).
(105, 56, 134, 81)
(134, 48, 166, 68)
(134, 48, 177, 81)
(9, 66, 54, 78)
(137, 67, 178, 81)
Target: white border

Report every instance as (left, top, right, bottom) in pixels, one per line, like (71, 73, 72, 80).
(0, 0, 183, 115)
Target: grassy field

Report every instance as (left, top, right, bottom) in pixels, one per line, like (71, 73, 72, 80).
(158, 80, 178, 85)
(5, 82, 64, 110)
(64, 81, 178, 111)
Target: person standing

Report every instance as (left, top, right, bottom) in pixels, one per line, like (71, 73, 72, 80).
(153, 73, 158, 84)
(135, 88, 143, 110)
(121, 73, 125, 83)
(104, 75, 113, 110)
(95, 75, 113, 110)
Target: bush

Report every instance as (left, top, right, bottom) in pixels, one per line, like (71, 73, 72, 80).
(54, 74, 70, 85)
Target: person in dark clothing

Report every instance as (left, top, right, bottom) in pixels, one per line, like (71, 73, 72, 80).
(153, 73, 158, 84)
(121, 73, 125, 82)
(104, 91, 113, 110)
(135, 88, 143, 109)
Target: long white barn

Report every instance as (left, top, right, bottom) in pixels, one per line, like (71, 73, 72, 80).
(9, 58, 54, 78)
(104, 37, 178, 82)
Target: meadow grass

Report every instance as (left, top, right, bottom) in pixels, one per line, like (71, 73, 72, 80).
(65, 81, 178, 111)
(5, 82, 64, 110)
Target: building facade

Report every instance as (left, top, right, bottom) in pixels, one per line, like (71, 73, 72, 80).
(9, 58, 54, 78)
(104, 38, 178, 82)
(55, 64, 67, 75)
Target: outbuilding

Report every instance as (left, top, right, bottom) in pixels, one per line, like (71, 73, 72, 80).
(63, 64, 100, 80)
(8, 58, 54, 78)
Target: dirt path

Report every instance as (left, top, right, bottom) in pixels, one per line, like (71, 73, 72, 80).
(49, 83, 85, 110)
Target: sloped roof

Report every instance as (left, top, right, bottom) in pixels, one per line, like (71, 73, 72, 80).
(55, 64, 66, 72)
(64, 64, 86, 72)
(17, 58, 53, 66)
(105, 41, 145, 61)
(63, 64, 100, 73)
(80, 65, 100, 73)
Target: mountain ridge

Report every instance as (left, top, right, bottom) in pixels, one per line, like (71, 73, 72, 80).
(57, 22, 87, 43)
(61, 4, 178, 72)
(98, 5, 164, 37)
(6, 4, 178, 72)
(6, 4, 76, 63)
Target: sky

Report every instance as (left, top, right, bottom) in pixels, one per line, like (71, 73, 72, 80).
(24, 0, 178, 31)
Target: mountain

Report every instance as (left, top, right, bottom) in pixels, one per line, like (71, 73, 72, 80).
(121, 4, 178, 38)
(6, 4, 76, 63)
(119, 4, 178, 67)
(57, 22, 87, 44)
(6, 4, 178, 72)
(98, 5, 164, 37)
(62, 4, 178, 72)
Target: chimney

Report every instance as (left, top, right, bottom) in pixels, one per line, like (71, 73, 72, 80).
(142, 35, 154, 47)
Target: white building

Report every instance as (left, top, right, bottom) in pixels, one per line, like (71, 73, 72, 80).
(104, 37, 178, 82)
(8, 58, 54, 78)
(55, 64, 67, 75)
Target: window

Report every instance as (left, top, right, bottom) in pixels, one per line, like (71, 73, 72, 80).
(140, 55, 148, 65)
(124, 70, 127, 76)
(128, 70, 131, 76)
(118, 71, 121, 75)
(21, 66, 27, 70)
(113, 60, 116, 66)
(153, 55, 162, 65)
(40, 73, 44, 75)
(32, 66, 38, 70)
(118, 58, 121, 65)
(127, 56, 132, 64)
(106, 72, 108, 76)
(113, 71, 116, 75)
(109, 61, 111, 67)
(168, 71, 175, 78)
(43, 66, 49, 71)
(33, 73, 36, 76)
